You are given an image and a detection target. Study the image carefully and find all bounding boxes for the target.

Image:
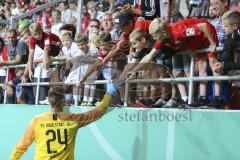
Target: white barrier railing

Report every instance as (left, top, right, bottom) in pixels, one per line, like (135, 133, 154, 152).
(1, 47, 238, 107)
(0, 19, 10, 25)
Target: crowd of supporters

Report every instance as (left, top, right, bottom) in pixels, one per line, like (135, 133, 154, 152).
(0, 0, 240, 109)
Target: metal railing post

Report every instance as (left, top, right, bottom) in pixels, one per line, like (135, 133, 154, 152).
(3, 67, 9, 104)
(124, 83, 129, 107)
(35, 67, 42, 105)
(75, 68, 81, 106)
(76, 0, 83, 33)
(10, 17, 15, 27)
(188, 57, 195, 105)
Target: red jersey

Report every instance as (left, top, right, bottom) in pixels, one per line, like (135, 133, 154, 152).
(134, 20, 151, 34)
(36, 14, 52, 32)
(121, 20, 152, 41)
(121, 19, 162, 50)
(154, 18, 218, 51)
(98, 49, 108, 60)
(2, 45, 14, 80)
(81, 15, 90, 34)
(29, 32, 62, 56)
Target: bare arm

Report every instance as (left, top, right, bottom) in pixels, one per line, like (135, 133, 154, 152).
(42, 46, 51, 69)
(80, 59, 102, 84)
(28, 49, 34, 73)
(5, 55, 22, 65)
(0, 54, 23, 66)
(102, 40, 129, 65)
(130, 48, 159, 73)
(27, 49, 35, 80)
(197, 23, 217, 52)
(119, 58, 138, 80)
(58, 81, 123, 127)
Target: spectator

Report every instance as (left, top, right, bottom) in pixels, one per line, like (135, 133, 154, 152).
(58, 31, 80, 60)
(118, 29, 170, 108)
(214, 11, 240, 86)
(58, 1, 72, 24)
(87, 1, 104, 20)
(101, 12, 113, 33)
(81, 5, 91, 34)
(27, 23, 62, 80)
(11, 2, 20, 16)
(72, 33, 98, 106)
(36, 11, 52, 32)
(5, 68, 34, 104)
(208, 0, 231, 108)
(8, 29, 29, 72)
(59, 23, 77, 39)
(153, 0, 191, 108)
(79, 32, 115, 85)
(212, 11, 240, 109)
(0, 29, 29, 103)
(87, 19, 101, 48)
(69, 0, 78, 25)
(110, 8, 122, 41)
(51, 9, 64, 36)
(210, 0, 230, 47)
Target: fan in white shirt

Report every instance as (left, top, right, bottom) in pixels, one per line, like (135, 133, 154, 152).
(51, 10, 64, 36)
(58, 31, 81, 60)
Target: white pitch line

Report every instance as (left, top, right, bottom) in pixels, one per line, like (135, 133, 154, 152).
(166, 111, 176, 160)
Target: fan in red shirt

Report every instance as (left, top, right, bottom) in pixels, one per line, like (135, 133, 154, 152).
(129, 17, 218, 76)
(126, 17, 218, 107)
(26, 23, 62, 79)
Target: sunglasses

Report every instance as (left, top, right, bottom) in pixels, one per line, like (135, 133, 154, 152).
(90, 25, 99, 29)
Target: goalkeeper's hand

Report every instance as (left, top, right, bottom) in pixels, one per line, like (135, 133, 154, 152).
(106, 79, 124, 95)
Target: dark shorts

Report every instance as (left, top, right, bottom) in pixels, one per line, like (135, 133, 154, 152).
(172, 53, 191, 72)
(20, 87, 35, 104)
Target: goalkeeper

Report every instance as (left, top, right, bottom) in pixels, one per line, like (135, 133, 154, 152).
(9, 80, 123, 160)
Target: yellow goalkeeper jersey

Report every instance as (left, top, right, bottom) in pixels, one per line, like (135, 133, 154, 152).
(10, 94, 112, 160)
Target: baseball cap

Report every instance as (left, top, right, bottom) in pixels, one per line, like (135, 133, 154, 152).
(18, 19, 33, 33)
(113, 11, 134, 28)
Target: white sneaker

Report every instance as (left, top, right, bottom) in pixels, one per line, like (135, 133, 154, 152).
(155, 98, 168, 105)
(162, 99, 178, 108)
(151, 98, 168, 108)
(39, 97, 50, 105)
